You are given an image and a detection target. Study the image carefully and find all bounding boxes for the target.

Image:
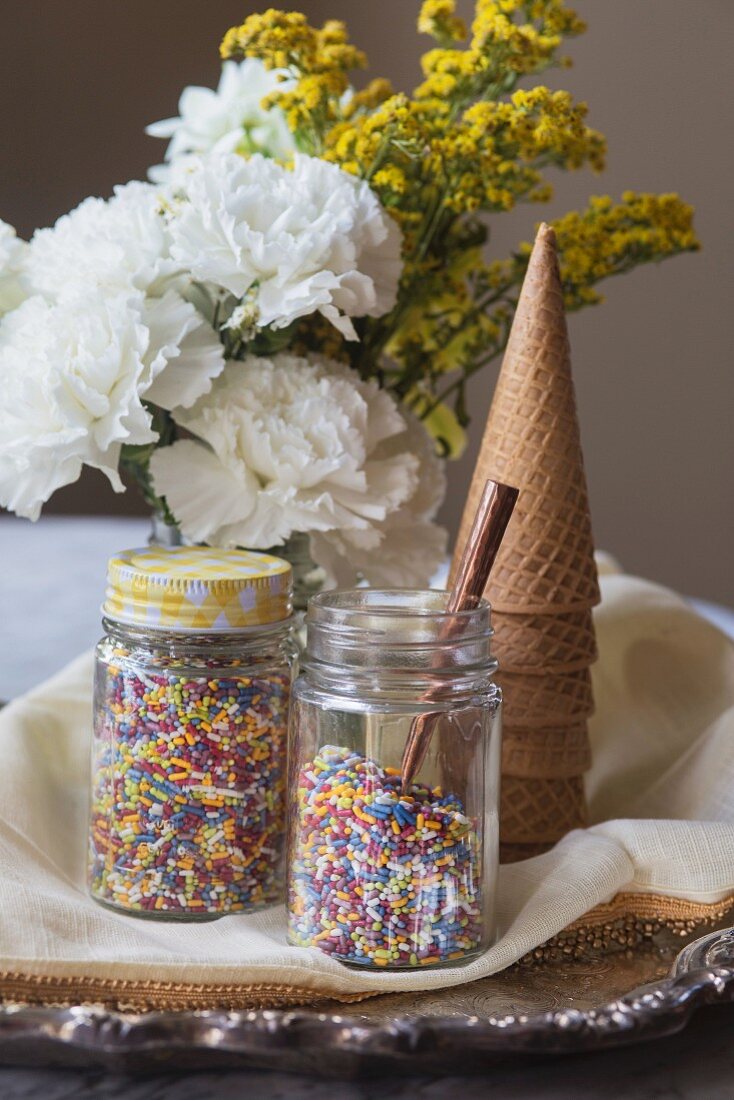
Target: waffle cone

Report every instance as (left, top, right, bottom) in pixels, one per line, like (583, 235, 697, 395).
(500, 774, 588, 844)
(450, 223, 600, 613)
(498, 667, 594, 727)
(492, 608, 597, 673)
(501, 721, 591, 778)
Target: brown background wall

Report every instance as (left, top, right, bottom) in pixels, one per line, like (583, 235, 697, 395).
(1, 0, 732, 602)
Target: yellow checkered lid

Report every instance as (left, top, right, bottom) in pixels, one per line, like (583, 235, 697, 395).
(103, 546, 292, 633)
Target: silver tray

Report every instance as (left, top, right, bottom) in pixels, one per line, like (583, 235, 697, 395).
(0, 925, 732, 1077)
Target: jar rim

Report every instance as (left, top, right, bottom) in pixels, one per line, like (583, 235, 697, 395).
(304, 589, 494, 679)
(308, 587, 490, 623)
(101, 613, 293, 641)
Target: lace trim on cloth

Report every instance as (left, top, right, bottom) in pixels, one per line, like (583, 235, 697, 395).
(521, 890, 734, 965)
(0, 974, 373, 1012)
(1, 891, 732, 1011)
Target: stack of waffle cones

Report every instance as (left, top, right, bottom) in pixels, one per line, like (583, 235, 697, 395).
(449, 223, 600, 862)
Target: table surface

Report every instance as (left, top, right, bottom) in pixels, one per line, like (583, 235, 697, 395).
(0, 515, 151, 699)
(1, 514, 732, 1098)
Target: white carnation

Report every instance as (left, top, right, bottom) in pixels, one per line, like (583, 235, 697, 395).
(0, 294, 155, 519)
(149, 353, 419, 550)
(146, 59, 294, 183)
(167, 152, 402, 338)
(24, 181, 178, 301)
(310, 410, 448, 587)
(0, 287, 224, 519)
(142, 290, 225, 410)
(0, 221, 28, 314)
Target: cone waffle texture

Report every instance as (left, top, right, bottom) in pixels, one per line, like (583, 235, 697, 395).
(500, 775, 588, 844)
(450, 223, 600, 614)
(501, 721, 592, 779)
(448, 223, 600, 854)
(491, 608, 597, 673)
(498, 667, 594, 727)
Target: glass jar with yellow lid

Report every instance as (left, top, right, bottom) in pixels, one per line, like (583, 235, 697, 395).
(88, 545, 297, 919)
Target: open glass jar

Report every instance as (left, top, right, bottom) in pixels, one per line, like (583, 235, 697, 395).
(287, 589, 501, 969)
(88, 546, 297, 919)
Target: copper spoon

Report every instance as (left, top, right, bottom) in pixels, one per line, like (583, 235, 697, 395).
(399, 479, 519, 790)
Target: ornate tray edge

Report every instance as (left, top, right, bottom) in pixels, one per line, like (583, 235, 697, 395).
(0, 928, 732, 1074)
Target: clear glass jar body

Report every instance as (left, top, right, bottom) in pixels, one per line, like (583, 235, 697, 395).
(287, 590, 501, 969)
(89, 619, 298, 919)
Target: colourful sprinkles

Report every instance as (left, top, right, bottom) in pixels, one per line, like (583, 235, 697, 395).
(89, 647, 289, 917)
(287, 746, 483, 967)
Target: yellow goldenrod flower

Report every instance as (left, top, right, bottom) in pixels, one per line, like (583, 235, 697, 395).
(222, 9, 365, 153)
(418, 0, 468, 45)
(217, 4, 698, 450)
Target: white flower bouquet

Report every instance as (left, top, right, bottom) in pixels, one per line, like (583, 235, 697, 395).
(0, 3, 698, 588)
(0, 104, 442, 586)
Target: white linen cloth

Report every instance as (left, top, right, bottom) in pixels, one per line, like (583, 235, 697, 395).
(0, 568, 733, 1001)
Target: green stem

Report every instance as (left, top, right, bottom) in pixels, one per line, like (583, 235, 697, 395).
(415, 307, 516, 419)
(120, 407, 178, 519)
(363, 129, 393, 182)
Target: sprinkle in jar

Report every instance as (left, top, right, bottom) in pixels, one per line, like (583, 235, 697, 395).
(286, 589, 501, 968)
(289, 747, 483, 966)
(88, 546, 297, 919)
